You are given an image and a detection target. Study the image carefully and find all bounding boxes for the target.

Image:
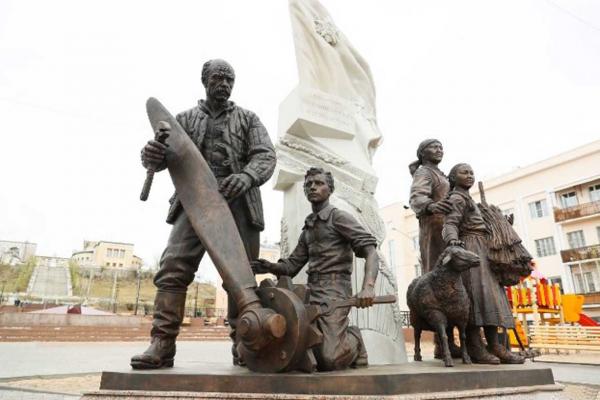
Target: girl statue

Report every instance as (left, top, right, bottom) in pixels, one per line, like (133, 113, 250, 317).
(442, 163, 524, 364)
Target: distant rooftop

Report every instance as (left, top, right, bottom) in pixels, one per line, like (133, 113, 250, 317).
(0, 240, 37, 245)
(477, 139, 600, 191)
(84, 240, 134, 247)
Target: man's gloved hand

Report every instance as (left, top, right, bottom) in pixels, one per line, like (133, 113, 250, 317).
(141, 140, 168, 171)
(219, 173, 252, 199)
(356, 285, 375, 308)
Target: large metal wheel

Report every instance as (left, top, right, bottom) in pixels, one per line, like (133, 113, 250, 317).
(238, 277, 322, 373)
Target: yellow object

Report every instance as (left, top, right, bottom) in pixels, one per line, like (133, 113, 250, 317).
(554, 284, 562, 307)
(538, 283, 546, 307)
(520, 286, 528, 306)
(562, 294, 584, 323)
(547, 284, 554, 308)
(509, 319, 528, 347)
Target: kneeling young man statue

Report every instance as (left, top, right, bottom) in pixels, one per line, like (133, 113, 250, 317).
(252, 167, 379, 371)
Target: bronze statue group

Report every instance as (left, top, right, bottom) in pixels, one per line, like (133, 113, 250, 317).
(409, 139, 531, 365)
(133, 59, 530, 372)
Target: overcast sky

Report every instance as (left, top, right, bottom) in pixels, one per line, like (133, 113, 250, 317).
(1, 0, 599, 281)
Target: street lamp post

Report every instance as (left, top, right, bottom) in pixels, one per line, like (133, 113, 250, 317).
(0, 281, 5, 305)
(194, 282, 199, 318)
(134, 270, 141, 315)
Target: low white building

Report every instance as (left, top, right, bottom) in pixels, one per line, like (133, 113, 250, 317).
(0, 240, 37, 265)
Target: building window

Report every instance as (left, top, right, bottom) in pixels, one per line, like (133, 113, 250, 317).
(107, 248, 112, 258)
(590, 184, 600, 202)
(414, 264, 422, 277)
(106, 262, 110, 266)
(528, 199, 548, 219)
(119, 263, 123, 267)
(567, 230, 586, 249)
(388, 239, 396, 267)
(120, 249, 126, 258)
(570, 262, 600, 294)
(560, 192, 578, 208)
(534, 237, 556, 257)
(573, 271, 585, 293)
(548, 276, 563, 293)
(584, 272, 596, 292)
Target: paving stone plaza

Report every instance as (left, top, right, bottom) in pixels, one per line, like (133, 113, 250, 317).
(0, 341, 598, 399)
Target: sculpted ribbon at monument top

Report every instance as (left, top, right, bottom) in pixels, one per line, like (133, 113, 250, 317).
(275, 0, 406, 363)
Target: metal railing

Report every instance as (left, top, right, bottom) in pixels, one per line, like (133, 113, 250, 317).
(560, 244, 600, 263)
(554, 200, 600, 222)
(399, 310, 410, 328)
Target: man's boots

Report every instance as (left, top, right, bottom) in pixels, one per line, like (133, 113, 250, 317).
(131, 291, 186, 369)
(226, 293, 244, 366)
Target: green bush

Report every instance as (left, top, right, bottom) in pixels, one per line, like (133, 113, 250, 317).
(14, 258, 36, 292)
(68, 260, 81, 295)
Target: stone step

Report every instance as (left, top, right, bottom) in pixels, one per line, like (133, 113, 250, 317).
(0, 336, 229, 341)
(0, 325, 230, 341)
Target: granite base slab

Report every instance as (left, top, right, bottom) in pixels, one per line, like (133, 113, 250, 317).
(82, 384, 564, 400)
(89, 361, 557, 398)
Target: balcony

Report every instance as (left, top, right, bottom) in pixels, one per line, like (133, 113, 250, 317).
(583, 292, 600, 305)
(561, 244, 600, 263)
(554, 200, 600, 222)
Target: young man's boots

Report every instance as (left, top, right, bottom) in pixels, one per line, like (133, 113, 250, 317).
(349, 326, 368, 368)
(130, 291, 186, 369)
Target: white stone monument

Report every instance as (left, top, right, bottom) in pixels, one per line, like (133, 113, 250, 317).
(274, 0, 407, 364)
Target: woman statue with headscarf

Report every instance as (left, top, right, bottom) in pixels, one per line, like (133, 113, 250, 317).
(409, 139, 451, 274)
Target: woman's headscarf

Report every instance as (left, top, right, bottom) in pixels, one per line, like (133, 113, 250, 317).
(408, 139, 441, 176)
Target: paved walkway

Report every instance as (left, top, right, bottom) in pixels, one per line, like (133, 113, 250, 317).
(0, 389, 79, 400)
(535, 353, 600, 366)
(0, 342, 598, 398)
(0, 341, 232, 379)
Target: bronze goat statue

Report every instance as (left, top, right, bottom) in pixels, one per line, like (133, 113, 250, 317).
(407, 246, 480, 367)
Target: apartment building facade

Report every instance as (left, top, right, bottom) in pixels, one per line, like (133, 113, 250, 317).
(381, 140, 600, 317)
(71, 240, 143, 270)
